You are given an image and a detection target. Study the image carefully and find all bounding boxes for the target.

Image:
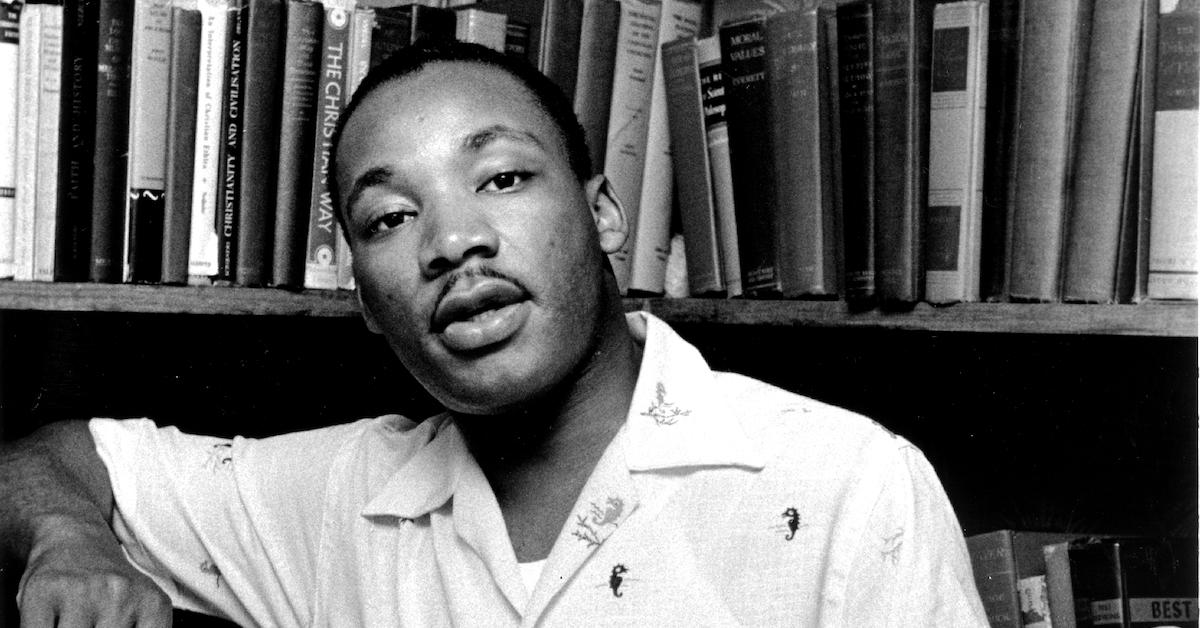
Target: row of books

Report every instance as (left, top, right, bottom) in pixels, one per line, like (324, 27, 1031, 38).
(605, 0, 1199, 304)
(966, 530, 1198, 628)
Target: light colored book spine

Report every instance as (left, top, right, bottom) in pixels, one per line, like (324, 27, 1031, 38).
(602, 0, 663, 292)
(338, 5, 372, 292)
(626, 0, 702, 295)
(0, 1, 20, 280)
(455, 7, 507, 52)
(697, 35, 741, 297)
(31, 4, 63, 282)
(125, 0, 174, 282)
(1147, 0, 1199, 300)
(188, 0, 230, 281)
(924, 0, 988, 303)
(13, 5, 43, 282)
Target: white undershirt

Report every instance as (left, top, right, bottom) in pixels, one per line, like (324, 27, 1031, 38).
(518, 559, 547, 594)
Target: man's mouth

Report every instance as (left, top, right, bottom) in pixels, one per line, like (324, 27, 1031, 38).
(431, 278, 532, 352)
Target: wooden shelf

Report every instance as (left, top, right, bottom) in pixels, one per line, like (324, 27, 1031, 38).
(0, 282, 1193, 337)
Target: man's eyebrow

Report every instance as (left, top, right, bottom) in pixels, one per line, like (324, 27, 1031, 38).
(345, 166, 394, 215)
(461, 124, 546, 153)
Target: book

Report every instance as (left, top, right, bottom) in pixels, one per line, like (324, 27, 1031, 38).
(212, 0, 245, 284)
(235, 0, 284, 287)
(368, 4, 456, 70)
(55, 0, 99, 282)
(339, 4, 373, 293)
(270, 0, 322, 288)
(1067, 537, 1199, 628)
(626, 0, 702, 295)
(923, 0, 987, 304)
(966, 530, 1087, 628)
(162, 4, 202, 285)
(188, 0, 231, 281)
(572, 0, 619, 171)
(89, 0, 134, 283)
(978, 0, 1019, 301)
(473, 0, 542, 68)
(720, 15, 779, 295)
(304, 1, 351, 291)
(1132, 0, 1160, 303)
(1147, 0, 1199, 300)
(455, 6, 506, 52)
(602, 0, 663, 292)
(696, 35, 741, 298)
(833, 0, 874, 303)
(538, 0, 583, 99)
(765, 0, 840, 298)
(0, 0, 21, 280)
(1005, 0, 1094, 302)
(871, 0, 934, 304)
(124, 0, 174, 284)
(1044, 540, 1082, 628)
(1061, 0, 1148, 304)
(662, 36, 724, 296)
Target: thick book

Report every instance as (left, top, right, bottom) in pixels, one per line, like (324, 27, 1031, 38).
(572, 0, 619, 171)
(697, 35, 741, 297)
(1005, 0, 1094, 302)
(602, 0, 663, 292)
(871, 0, 934, 304)
(368, 4, 455, 70)
(213, 0, 246, 284)
(765, 1, 840, 298)
(304, 1, 351, 291)
(269, 0, 321, 288)
(235, 0, 284, 287)
(627, 0, 702, 295)
(1061, 0, 1147, 304)
(455, 7, 507, 52)
(966, 530, 1086, 628)
(187, 0, 231, 281)
(1147, 0, 1199, 300)
(538, 0, 584, 100)
(32, 4, 64, 282)
(473, 0, 542, 68)
(89, 0, 134, 283)
(1068, 537, 1199, 628)
(834, 0, 874, 303)
(0, 0, 18, 279)
(55, 0, 99, 282)
(124, 0, 174, 284)
(978, 0, 1018, 301)
(662, 36, 723, 296)
(162, 5, 202, 285)
(923, 0, 988, 304)
(720, 15, 780, 295)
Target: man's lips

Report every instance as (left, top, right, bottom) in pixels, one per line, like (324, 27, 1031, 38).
(431, 277, 529, 334)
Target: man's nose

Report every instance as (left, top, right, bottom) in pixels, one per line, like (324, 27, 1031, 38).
(418, 201, 501, 276)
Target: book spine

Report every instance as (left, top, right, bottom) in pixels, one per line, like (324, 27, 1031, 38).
(270, 0, 321, 288)
(55, 0, 99, 282)
(89, 0, 133, 283)
(872, 0, 934, 304)
(455, 8, 507, 52)
(573, 0, 620, 170)
(602, 0, 663, 293)
(1120, 538, 1199, 628)
(662, 37, 722, 296)
(1005, 0, 1094, 302)
(924, 0, 988, 304)
(539, 0, 583, 99)
(627, 0, 702, 295)
(1043, 541, 1080, 628)
(1132, 0, 1160, 303)
(1061, 0, 1147, 303)
(337, 5, 371, 293)
(835, 0, 874, 302)
(1068, 538, 1125, 628)
(187, 0, 229, 281)
(0, 1, 22, 279)
(504, 18, 530, 60)
(124, 0, 173, 284)
(697, 35, 742, 297)
(1147, 0, 1199, 300)
(235, 0, 283, 287)
(965, 531, 1022, 628)
(33, 5, 64, 283)
(766, 3, 839, 298)
(979, 0, 1019, 301)
(408, 5, 455, 45)
(14, 4, 43, 282)
(162, 6, 202, 285)
(304, 3, 350, 291)
(213, 0, 244, 284)
(720, 16, 781, 295)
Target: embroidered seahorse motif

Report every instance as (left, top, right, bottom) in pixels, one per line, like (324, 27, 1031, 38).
(609, 564, 629, 597)
(571, 497, 626, 547)
(782, 507, 802, 541)
(640, 382, 690, 426)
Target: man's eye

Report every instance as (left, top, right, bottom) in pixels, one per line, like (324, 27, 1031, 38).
(480, 171, 531, 193)
(365, 210, 417, 236)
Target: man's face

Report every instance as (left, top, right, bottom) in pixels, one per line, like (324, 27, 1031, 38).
(335, 62, 623, 414)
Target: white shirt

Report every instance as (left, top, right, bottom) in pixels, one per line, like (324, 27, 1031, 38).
(88, 312, 988, 627)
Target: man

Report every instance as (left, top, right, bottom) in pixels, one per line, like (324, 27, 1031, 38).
(1, 41, 986, 626)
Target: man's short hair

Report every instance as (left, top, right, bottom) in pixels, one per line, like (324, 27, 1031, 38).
(330, 39, 594, 226)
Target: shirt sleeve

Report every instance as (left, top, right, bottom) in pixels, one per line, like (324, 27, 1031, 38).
(90, 417, 371, 628)
(840, 439, 989, 627)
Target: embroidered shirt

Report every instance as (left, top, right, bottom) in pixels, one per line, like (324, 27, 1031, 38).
(88, 312, 987, 627)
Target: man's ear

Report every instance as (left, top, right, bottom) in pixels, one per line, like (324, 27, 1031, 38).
(585, 174, 628, 254)
(356, 288, 383, 335)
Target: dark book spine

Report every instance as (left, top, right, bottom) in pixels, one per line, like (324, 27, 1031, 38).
(161, 6, 201, 285)
(303, 4, 349, 290)
(369, 9, 412, 70)
(871, 0, 934, 303)
(235, 0, 282, 287)
(89, 0, 133, 283)
(56, 0, 98, 281)
(1120, 538, 1199, 628)
(1069, 539, 1124, 628)
(573, 0, 620, 170)
(409, 5, 455, 45)
(540, 0, 583, 99)
(835, 0, 874, 302)
(270, 0, 320, 288)
(214, 0, 244, 283)
(720, 16, 781, 295)
(978, 0, 1018, 301)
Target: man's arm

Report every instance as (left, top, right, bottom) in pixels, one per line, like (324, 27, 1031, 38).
(0, 420, 172, 627)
